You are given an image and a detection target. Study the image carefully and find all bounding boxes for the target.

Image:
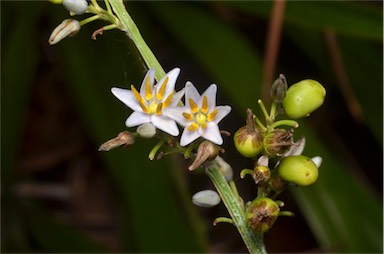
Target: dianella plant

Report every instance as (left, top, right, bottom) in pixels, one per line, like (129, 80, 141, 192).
(49, 1, 328, 253)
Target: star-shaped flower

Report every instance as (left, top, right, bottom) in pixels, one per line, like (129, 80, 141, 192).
(111, 68, 184, 136)
(164, 82, 231, 146)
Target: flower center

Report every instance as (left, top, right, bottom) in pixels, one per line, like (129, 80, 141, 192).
(183, 96, 219, 131)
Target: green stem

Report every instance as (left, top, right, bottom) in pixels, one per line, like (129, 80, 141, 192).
(206, 165, 266, 254)
(269, 119, 299, 129)
(109, 0, 165, 80)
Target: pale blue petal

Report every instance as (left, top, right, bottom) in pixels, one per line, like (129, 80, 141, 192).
(140, 68, 155, 95)
(151, 115, 179, 136)
(199, 123, 223, 145)
(163, 106, 190, 127)
(125, 111, 151, 127)
(156, 68, 180, 100)
(200, 84, 217, 109)
(212, 105, 231, 124)
(111, 87, 142, 112)
(185, 81, 200, 107)
(180, 129, 201, 146)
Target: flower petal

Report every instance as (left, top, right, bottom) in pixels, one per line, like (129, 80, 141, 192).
(125, 111, 150, 127)
(156, 68, 180, 100)
(169, 88, 185, 107)
(180, 129, 201, 146)
(199, 123, 223, 145)
(111, 87, 142, 112)
(200, 84, 217, 109)
(140, 68, 155, 95)
(163, 106, 190, 127)
(212, 105, 231, 124)
(151, 115, 179, 136)
(185, 81, 200, 107)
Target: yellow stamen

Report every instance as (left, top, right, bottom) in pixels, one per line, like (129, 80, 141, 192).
(187, 122, 199, 131)
(156, 103, 163, 115)
(131, 85, 149, 113)
(156, 76, 169, 100)
(201, 122, 208, 129)
(208, 109, 218, 121)
(189, 98, 199, 113)
(201, 96, 209, 114)
(183, 112, 193, 121)
(145, 77, 152, 100)
(163, 91, 175, 108)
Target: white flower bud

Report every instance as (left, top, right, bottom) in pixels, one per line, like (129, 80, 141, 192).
(49, 19, 80, 45)
(311, 156, 323, 168)
(63, 0, 88, 15)
(137, 123, 156, 139)
(192, 190, 221, 207)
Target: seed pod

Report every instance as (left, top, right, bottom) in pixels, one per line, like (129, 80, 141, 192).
(263, 129, 293, 157)
(234, 109, 264, 158)
(277, 155, 319, 186)
(282, 79, 326, 119)
(246, 197, 280, 233)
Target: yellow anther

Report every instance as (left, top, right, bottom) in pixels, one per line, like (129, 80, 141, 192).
(183, 112, 193, 121)
(156, 102, 163, 115)
(201, 96, 209, 114)
(156, 76, 169, 100)
(163, 91, 175, 108)
(208, 109, 218, 121)
(131, 85, 149, 113)
(187, 122, 199, 131)
(145, 77, 153, 100)
(189, 98, 199, 113)
(201, 122, 208, 129)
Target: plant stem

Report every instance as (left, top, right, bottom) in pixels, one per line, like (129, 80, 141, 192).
(206, 164, 266, 254)
(109, 0, 166, 80)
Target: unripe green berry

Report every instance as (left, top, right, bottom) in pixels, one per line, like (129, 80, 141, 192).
(283, 79, 326, 119)
(234, 125, 264, 158)
(246, 197, 280, 233)
(277, 155, 319, 186)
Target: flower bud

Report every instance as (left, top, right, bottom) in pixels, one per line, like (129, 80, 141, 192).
(188, 141, 219, 171)
(246, 197, 280, 233)
(63, 0, 88, 15)
(277, 155, 319, 186)
(99, 131, 135, 151)
(270, 74, 287, 103)
(192, 190, 221, 207)
(137, 123, 156, 139)
(234, 109, 264, 158)
(264, 129, 293, 157)
(283, 79, 326, 119)
(49, 19, 80, 45)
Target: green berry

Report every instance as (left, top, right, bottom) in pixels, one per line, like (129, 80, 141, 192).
(283, 79, 326, 119)
(277, 155, 319, 186)
(246, 197, 280, 233)
(234, 125, 264, 158)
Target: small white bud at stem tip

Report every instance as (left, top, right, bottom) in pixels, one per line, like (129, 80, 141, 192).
(192, 190, 221, 207)
(311, 156, 322, 168)
(137, 123, 156, 139)
(49, 19, 80, 45)
(62, 0, 88, 15)
(215, 156, 233, 181)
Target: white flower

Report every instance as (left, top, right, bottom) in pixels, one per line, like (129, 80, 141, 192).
(164, 82, 231, 146)
(111, 68, 184, 136)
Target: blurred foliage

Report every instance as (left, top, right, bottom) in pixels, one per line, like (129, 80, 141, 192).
(1, 1, 382, 253)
